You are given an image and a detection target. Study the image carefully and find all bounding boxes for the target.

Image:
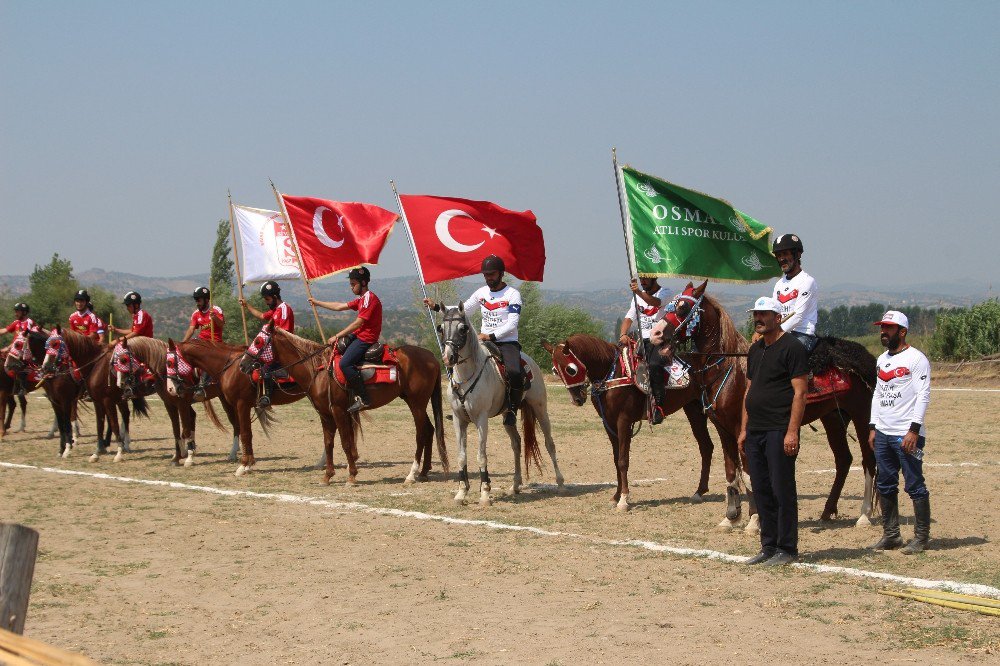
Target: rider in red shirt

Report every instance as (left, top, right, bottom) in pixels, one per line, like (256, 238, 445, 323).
(68, 290, 106, 343)
(3, 302, 39, 340)
(112, 292, 154, 339)
(310, 267, 382, 413)
(240, 281, 294, 407)
(182, 287, 225, 343)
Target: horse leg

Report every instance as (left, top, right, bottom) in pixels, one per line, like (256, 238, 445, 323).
(711, 428, 744, 531)
(71, 399, 80, 440)
(615, 414, 633, 512)
(183, 404, 197, 467)
(533, 406, 565, 489)
(218, 398, 240, 463)
(453, 415, 470, 504)
(59, 405, 73, 458)
(47, 414, 58, 439)
(234, 400, 255, 476)
(0, 394, 9, 438)
(853, 409, 877, 527)
(17, 394, 28, 433)
(319, 412, 337, 485)
(167, 403, 182, 465)
(334, 410, 358, 486)
(683, 401, 714, 500)
(475, 414, 492, 506)
(820, 411, 853, 522)
(113, 402, 128, 462)
(504, 417, 522, 496)
(405, 400, 433, 484)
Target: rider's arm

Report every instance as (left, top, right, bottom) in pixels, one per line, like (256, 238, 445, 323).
(780, 279, 817, 333)
(240, 300, 265, 320)
(619, 317, 634, 340)
(310, 298, 350, 312)
(180, 325, 197, 343)
(333, 317, 364, 339)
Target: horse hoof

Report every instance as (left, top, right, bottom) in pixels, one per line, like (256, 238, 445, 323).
(62, 448, 71, 459)
(417, 474, 429, 482)
(510, 485, 520, 495)
(403, 476, 416, 486)
(321, 476, 332, 486)
(183, 456, 194, 468)
(821, 513, 838, 522)
(113, 452, 124, 463)
(479, 495, 492, 507)
(234, 466, 246, 477)
(744, 515, 761, 534)
(89, 454, 99, 463)
(690, 493, 705, 503)
(855, 514, 873, 528)
(345, 480, 357, 488)
(615, 502, 630, 513)
(717, 517, 735, 531)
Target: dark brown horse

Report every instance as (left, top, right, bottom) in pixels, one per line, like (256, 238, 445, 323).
(238, 323, 448, 486)
(651, 281, 878, 529)
(1, 347, 32, 438)
(543, 336, 739, 515)
(170, 337, 306, 476)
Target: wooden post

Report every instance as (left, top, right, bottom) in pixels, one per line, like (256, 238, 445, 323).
(228, 192, 250, 345)
(0, 523, 39, 635)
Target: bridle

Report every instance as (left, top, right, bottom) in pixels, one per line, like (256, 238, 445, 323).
(550, 343, 589, 390)
(440, 308, 474, 368)
(238, 327, 327, 396)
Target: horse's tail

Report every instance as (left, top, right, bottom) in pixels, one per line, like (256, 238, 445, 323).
(255, 406, 276, 435)
(348, 412, 364, 462)
(431, 375, 449, 473)
(521, 400, 542, 479)
(202, 399, 225, 432)
(131, 396, 150, 419)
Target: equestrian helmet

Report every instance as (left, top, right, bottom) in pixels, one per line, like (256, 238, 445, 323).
(123, 291, 142, 306)
(348, 266, 371, 283)
(772, 234, 804, 255)
(13, 302, 29, 313)
(193, 286, 210, 300)
(74, 289, 91, 303)
(481, 254, 505, 273)
(260, 281, 281, 298)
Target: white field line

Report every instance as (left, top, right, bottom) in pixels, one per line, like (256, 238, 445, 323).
(933, 388, 1000, 392)
(3, 461, 998, 600)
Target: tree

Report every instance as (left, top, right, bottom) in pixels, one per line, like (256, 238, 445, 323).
(930, 299, 1000, 360)
(518, 281, 605, 363)
(410, 279, 458, 352)
(208, 219, 244, 344)
(26, 254, 78, 328)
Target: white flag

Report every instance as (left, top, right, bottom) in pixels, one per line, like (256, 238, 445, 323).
(232, 204, 301, 282)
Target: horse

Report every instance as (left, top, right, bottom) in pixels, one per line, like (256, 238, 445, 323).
(123, 336, 225, 466)
(238, 322, 449, 487)
(651, 280, 878, 529)
(169, 337, 305, 476)
(1, 342, 34, 438)
(438, 303, 564, 506)
(542, 335, 737, 514)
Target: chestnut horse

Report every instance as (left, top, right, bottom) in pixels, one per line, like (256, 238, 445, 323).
(169, 337, 306, 476)
(1, 343, 34, 438)
(651, 281, 878, 529)
(238, 323, 448, 487)
(543, 336, 738, 514)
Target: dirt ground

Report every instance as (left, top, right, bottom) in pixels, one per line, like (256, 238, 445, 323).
(1, 375, 998, 665)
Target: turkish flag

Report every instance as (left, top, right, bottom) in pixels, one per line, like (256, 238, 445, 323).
(281, 195, 398, 280)
(398, 194, 545, 284)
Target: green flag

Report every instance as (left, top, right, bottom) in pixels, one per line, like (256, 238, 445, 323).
(620, 165, 782, 283)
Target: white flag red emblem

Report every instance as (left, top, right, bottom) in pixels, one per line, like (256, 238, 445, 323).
(232, 204, 301, 282)
(281, 196, 398, 280)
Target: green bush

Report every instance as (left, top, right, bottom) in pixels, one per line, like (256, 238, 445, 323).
(930, 299, 1000, 360)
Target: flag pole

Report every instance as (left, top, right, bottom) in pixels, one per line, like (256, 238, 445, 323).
(228, 191, 249, 345)
(612, 148, 643, 339)
(270, 180, 326, 341)
(389, 180, 445, 358)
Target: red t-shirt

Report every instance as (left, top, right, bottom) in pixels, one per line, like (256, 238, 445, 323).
(348, 291, 382, 344)
(263, 302, 294, 332)
(69, 310, 104, 338)
(190, 305, 224, 342)
(5, 318, 37, 334)
(131, 309, 154, 337)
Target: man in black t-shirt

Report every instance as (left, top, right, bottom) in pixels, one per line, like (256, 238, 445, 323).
(739, 296, 810, 566)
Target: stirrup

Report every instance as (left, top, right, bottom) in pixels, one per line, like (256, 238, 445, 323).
(347, 396, 370, 414)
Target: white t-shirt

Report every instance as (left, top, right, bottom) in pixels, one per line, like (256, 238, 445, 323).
(870, 346, 931, 437)
(772, 270, 818, 335)
(463, 284, 522, 343)
(625, 286, 669, 339)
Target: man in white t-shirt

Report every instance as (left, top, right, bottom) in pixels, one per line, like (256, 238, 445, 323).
(771, 234, 819, 353)
(868, 310, 932, 555)
(619, 277, 668, 423)
(425, 255, 524, 426)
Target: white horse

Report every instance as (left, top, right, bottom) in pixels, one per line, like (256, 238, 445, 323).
(439, 303, 564, 505)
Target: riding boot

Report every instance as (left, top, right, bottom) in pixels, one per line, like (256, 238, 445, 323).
(868, 493, 904, 550)
(901, 495, 931, 555)
(649, 371, 666, 425)
(192, 373, 210, 402)
(347, 375, 371, 414)
(503, 383, 523, 426)
(257, 376, 275, 409)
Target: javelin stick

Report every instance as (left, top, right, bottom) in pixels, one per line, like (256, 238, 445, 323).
(389, 180, 445, 358)
(270, 180, 326, 340)
(612, 148, 644, 340)
(228, 191, 249, 344)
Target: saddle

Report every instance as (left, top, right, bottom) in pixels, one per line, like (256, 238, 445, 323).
(482, 341, 533, 390)
(328, 340, 400, 386)
(803, 337, 867, 403)
(626, 339, 689, 395)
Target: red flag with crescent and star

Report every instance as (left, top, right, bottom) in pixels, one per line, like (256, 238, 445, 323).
(280, 195, 398, 281)
(397, 194, 545, 284)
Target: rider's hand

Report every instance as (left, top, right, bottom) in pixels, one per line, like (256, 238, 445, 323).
(629, 278, 640, 294)
(327, 336, 338, 346)
(238, 298, 247, 308)
(308, 297, 317, 306)
(477, 333, 491, 341)
(618, 334, 631, 345)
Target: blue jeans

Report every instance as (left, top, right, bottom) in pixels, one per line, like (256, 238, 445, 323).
(791, 331, 818, 353)
(874, 430, 928, 499)
(339, 337, 372, 385)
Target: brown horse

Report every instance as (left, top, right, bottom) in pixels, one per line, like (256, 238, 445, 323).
(651, 281, 878, 529)
(238, 323, 448, 486)
(1, 348, 33, 438)
(170, 337, 306, 476)
(543, 336, 739, 514)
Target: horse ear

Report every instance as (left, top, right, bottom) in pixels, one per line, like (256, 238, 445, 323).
(541, 339, 553, 353)
(693, 280, 708, 297)
(684, 281, 694, 291)
(436, 324, 443, 334)
(167, 338, 176, 351)
(458, 301, 464, 313)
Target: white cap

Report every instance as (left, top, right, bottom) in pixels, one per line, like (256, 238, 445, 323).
(874, 310, 909, 329)
(747, 296, 782, 313)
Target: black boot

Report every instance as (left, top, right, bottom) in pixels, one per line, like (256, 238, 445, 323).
(901, 495, 930, 555)
(347, 375, 371, 414)
(869, 493, 904, 550)
(192, 373, 210, 402)
(503, 381, 523, 426)
(256, 376, 274, 409)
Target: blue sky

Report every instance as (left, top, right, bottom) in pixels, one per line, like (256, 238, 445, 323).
(2, 1, 997, 290)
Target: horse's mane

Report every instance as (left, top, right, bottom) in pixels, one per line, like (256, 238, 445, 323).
(565, 333, 617, 367)
(125, 337, 166, 371)
(185, 339, 247, 355)
(273, 328, 329, 357)
(704, 295, 749, 371)
(61, 329, 106, 362)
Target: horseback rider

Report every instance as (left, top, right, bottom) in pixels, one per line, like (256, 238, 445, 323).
(619, 277, 668, 424)
(181, 286, 225, 400)
(424, 255, 524, 426)
(771, 234, 819, 353)
(309, 266, 383, 414)
(69, 290, 106, 343)
(2, 302, 41, 396)
(239, 281, 294, 408)
(112, 291, 154, 339)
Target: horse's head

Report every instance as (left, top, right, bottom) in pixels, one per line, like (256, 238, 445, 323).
(4, 332, 34, 374)
(438, 302, 474, 368)
(541, 338, 589, 407)
(240, 321, 275, 376)
(650, 280, 707, 362)
(41, 327, 68, 374)
(165, 338, 194, 397)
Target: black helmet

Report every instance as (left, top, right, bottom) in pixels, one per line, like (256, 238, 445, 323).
(13, 302, 29, 313)
(772, 234, 804, 255)
(193, 286, 210, 300)
(74, 289, 91, 303)
(481, 255, 505, 273)
(260, 281, 281, 298)
(348, 266, 371, 283)
(123, 291, 142, 306)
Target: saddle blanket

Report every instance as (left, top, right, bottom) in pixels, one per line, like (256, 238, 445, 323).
(806, 366, 852, 403)
(328, 345, 400, 386)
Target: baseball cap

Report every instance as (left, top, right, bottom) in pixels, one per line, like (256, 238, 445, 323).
(747, 296, 782, 313)
(874, 310, 909, 329)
